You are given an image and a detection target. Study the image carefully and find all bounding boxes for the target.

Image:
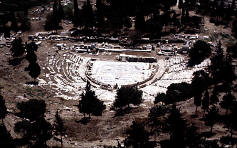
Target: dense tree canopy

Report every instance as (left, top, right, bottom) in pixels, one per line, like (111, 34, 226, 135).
(188, 40, 212, 66)
(14, 118, 52, 147)
(164, 82, 192, 104)
(78, 81, 106, 118)
(209, 43, 235, 83)
(154, 93, 166, 104)
(220, 92, 236, 115)
(16, 99, 46, 121)
(44, 0, 62, 31)
(148, 105, 167, 139)
(124, 121, 154, 148)
(191, 70, 210, 95)
(81, 0, 94, 29)
(28, 62, 41, 80)
(72, 0, 81, 27)
(166, 104, 186, 148)
(113, 86, 143, 109)
(15, 99, 52, 148)
(25, 41, 38, 64)
(10, 38, 25, 57)
(205, 105, 218, 133)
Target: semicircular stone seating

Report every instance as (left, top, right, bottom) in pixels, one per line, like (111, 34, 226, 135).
(141, 56, 210, 101)
(38, 53, 210, 103)
(39, 52, 87, 100)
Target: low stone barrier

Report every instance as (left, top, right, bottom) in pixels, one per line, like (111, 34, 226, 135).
(84, 59, 160, 90)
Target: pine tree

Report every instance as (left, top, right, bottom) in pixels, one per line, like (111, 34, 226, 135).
(194, 93, 202, 115)
(73, 0, 80, 27)
(53, 0, 60, 29)
(4, 26, 10, 38)
(223, 53, 236, 84)
(113, 86, 143, 110)
(188, 40, 211, 66)
(179, 0, 184, 16)
(220, 92, 236, 115)
(78, 81, 105, 118)
(0, 95, 7, 123)
(124, 121, 153, 148)
(25, 51, 37, 65)
(28, 62, 41, 82)
(148, 105, 167, 140)
(45, 0, 62, 32)
(54, 110, 65, 148)
(26, 41, 38, 53)
(228, 102, 237, 138)
(208, 41, 235, 83)
(16, 99, 46, 121)
(205, 105, 218, 133)
(185, 124, 201, 148)
(166, 104, 186, 148)
(191, 70, 209, 96)
(53, 0, 58, 18)
(10, 12, 18, 32)
(10, 37, 25, 58)
(135, 10, 145, 31)
(216, 40, 223, 58)
(210, 88, 219, 105)
(95, 0, 105, 29)
(184, 1, 190, 17)
(154, 93, 166, 104)
(58, 0, 64, 20)
(18, 11, 31, 32)
(25, 41, 38, 65)
(202, 90, 209, 115)
(82, 0, 94, 29)
(209, 41, 224, 82)
(14, 99, 52, 147)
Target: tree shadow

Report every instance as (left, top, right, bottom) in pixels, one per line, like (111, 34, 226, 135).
(8, 58, 24, 66)
(113, 108, 131, 117)
(25, 81, 38, 85)
(200, 131, 216, 138)
(77, 117, 91, 125)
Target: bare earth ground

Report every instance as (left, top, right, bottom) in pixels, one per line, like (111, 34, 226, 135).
(0, 4, 237, 147)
